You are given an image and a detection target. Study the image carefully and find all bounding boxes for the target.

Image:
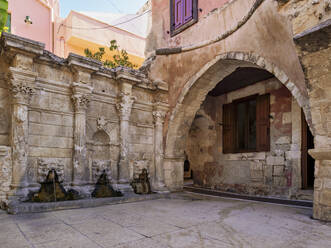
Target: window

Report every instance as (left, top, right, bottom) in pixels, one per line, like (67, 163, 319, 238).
(223, 94, 270, 153)
(170, 0, 198, 36)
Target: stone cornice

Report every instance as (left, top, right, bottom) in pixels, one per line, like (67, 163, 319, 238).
(67, 53, 102, 72)
(1, 32, 44, 56)
(294, 19, 331, 41)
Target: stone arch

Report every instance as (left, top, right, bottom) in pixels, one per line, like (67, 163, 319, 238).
(163, 51, 312, 190)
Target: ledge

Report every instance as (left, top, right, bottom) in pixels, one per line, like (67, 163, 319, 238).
(67, 53, 102, 72)
(6, 192, 171, 214)
(294, 19, 331, 41)
(308, 148, 331, 160)
(1, 32, 45, 55)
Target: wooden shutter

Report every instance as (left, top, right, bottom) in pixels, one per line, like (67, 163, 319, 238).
(184, 0, 193, 23)
(223, 103, 235, 154)
(174, 0, 184, 28)
(256, 94, 270, 152)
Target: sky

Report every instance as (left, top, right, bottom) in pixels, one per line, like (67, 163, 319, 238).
(59, 0, 148, 17)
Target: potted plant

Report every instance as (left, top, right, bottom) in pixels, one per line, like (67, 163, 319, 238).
(0, 0, 8, 35)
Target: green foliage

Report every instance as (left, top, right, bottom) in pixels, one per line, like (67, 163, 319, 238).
(0, 0, 8, 35)
(84, 40, 138, 69)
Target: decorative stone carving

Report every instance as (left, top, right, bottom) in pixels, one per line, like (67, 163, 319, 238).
(97, 116, 108, 131)
(37, 158, 65, 183)
(71, 94, 90, 111)
(92, 160, 112, 183)
(133, 156, 151, 180)
(6, 68, 37, 105)
(153, 110, 166, 124)
(116, 93, 136, 121)
(131, 168, 152, 194)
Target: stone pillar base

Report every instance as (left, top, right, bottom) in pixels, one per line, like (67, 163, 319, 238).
(313, 204, 331, 221)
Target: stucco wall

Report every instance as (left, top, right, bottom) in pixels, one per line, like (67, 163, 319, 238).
(8, 0, 55, 51)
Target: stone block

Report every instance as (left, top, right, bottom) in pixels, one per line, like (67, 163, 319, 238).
(250, 161, 263, 171)
(0, 135, 8, 146)
(250, 170, 264, 179)
(314, 179, 323, 190)
(285, 151, 301, 160)
(29, 123, 73, 138)
(267, 156, 285, 165)
(324, 179, 331, 190)
(273, 176, 287, 187)
(40, 112, 62, 126)
(29, 111, 40, 123)
(275, 136, 291, 145)
(320, 190, 331, 206)
(282, 112, 292, 124)
(62, 115, 74, 127)
(29, 135, 73, 149)
(29, 147, 73, 158)
(273, 165, 285, 176)
(274, 149, 284, 157)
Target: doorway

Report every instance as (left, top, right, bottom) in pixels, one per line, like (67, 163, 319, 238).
(301, 111, 315, 189)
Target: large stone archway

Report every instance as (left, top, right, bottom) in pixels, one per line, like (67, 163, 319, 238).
(163, 51, 311, 191)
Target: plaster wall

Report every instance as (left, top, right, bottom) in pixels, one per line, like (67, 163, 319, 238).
(8, 0, 58, 51)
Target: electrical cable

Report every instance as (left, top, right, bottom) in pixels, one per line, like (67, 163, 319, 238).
(57, 10, 150, 33)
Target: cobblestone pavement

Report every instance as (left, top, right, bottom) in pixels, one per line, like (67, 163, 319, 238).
(1, 193, 331, 248)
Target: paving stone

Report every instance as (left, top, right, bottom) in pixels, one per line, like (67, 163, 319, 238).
(0, 194, 331, 248)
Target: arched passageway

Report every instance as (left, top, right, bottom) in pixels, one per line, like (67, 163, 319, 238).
(163, 52, 313, 197)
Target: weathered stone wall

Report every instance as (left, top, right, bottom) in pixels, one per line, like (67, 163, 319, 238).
(294, 20, 331, 220)
(186, 78, 302, 197)
(0, 146, 11, 207)
(277, 0, 331, 35)
(0, 32, 169, 205)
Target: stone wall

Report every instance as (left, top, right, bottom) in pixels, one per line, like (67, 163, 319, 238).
(186, 78, 303, 197)
(0, 32, 169, 205)
(277, 0, 331, 35)
(294, 20, 331, 221)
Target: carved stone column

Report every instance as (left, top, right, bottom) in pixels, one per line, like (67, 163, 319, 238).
(7, 68, 36, 192)
(71, 82, 93, 186)
(116, 83, 136, 184)
(153, 105, 168, 192)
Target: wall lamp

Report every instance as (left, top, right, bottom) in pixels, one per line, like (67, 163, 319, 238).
(24, 16, 33, 24)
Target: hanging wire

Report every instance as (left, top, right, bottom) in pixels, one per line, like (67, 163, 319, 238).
(57, 10, 151, 33)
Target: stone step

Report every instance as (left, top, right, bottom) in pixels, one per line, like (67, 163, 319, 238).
(184, 186, 313, 208)
(296, 190, 314, 201)
(6, 192, 170, 215)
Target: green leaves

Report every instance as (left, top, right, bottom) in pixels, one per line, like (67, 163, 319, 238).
(84, 40, 138, 69)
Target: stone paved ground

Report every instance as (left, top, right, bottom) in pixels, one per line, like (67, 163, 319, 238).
(1, 193, 331, 248)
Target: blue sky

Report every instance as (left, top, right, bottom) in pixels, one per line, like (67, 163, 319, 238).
(59, 0, 147, 17)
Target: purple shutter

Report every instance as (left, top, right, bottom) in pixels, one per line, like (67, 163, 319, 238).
(174, 0, 183, 28)
(184, 0, 193, 23)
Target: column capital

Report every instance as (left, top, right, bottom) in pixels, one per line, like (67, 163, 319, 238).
(153, 110, 166, 124)
(6, 67, 37, 105)
(71, 82, 93, 112)
(153, 102, 169, 125)
(116, 93, 136, 121)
